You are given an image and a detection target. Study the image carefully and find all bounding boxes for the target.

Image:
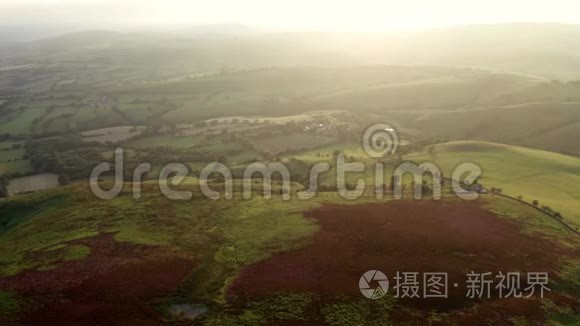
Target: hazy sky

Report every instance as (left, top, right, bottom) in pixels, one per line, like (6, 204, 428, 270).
(1, 0, 580, 31)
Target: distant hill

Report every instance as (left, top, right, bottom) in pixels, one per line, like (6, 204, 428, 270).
(393, 102, 580, 155)
(2, 23, 580, 79)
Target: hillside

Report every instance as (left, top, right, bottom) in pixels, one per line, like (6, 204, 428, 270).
(0, 184, 578, 324)
(406, 141, 580, 226)
(0, 65, 540, 134)
(392, 102, 580, 155)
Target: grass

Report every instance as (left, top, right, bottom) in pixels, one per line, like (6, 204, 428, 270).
(0, 182, 322, 293)
(6, 173, 60, 196)
(398, 102, 580, 155)
(0, 108, 47, 135)
(0, 192, 69, 235)
(213, 197, 319, 268)
(62, 245, 91, 261)
(406, 141, 580, 226)
(0, 160, 32, 175)
(127, 135, 204, 149)
(542, 299, 580, 326)
(248, 133, 336, 155)
(200, 293, 394, 326)
(0, 291, 23, 318)
(81, 126, 145, 144)
(0, 182, 578, 323)
(0, 190, 98, 276)
(482, 196, 579, 249)
(0, 149, 24, 162)
(289, 141, 372, 162)
(201, 292, 316, 325)
(0, 142, 22, 151)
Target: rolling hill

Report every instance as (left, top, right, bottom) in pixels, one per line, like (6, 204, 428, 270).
(406, 141, 580, 226)
(393, 102, 580, 155)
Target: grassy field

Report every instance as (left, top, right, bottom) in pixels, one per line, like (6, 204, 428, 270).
(81, 126, 145, 144)
(0, 160, 32, 175)
(312, 74, 533, 110)
(394, 102, 580, 155)
(249, 133, 336, 155)
(0, 142, 22, 151)
(127, 135, 205, 149)
(0, 108, 47, 135)
(0, 184, 321, 281)
(0, 149, 24, 162)
(406, 141, 580, 226)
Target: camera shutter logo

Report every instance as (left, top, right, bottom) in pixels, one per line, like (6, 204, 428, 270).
(360, 270, 389, 299)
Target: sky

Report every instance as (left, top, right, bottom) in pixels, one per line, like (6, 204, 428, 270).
(1, 0, 580, 31)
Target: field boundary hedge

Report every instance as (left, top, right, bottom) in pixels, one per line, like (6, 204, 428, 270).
(496, 193, 580, 236)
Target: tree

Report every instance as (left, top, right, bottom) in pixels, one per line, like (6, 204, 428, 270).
(541, 206, 553, 214)
(0, 176, 8, 198)
(517, 195, 523, 201)
(532, 200, 539, 207)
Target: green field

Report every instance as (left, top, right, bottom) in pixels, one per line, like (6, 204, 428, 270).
(406, 141, 580, 226)
(127, 135, 205, 149)
(0, 185, 320, 286)
(0, 161, 32, 175)
(392, 102, 580, 155)
(0, 148, 30, 176)
(0, 142, 22, 151)
(249, 133, 336, 155)
(0, 149, 24, 162)
(0, 108, 47, 135)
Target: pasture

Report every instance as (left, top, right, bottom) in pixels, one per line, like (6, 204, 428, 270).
(80, 126, 145, 144)
(406, 141, 580, 226)
(127, 134, 204, 149)
(397, 102, 580, 155)
(249, 133, 336, 155)
(0, 161, 32, 176)
(0, 149, 24, 162)
(6, 173, 60, 196)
